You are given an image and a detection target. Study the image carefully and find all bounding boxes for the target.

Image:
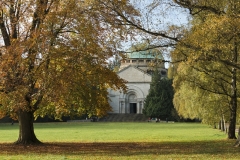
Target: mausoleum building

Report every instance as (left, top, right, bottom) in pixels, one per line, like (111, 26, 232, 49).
(108, 47, 167, 114)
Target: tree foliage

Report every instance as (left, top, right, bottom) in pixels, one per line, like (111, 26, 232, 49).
(143, 69, 175, 120)
(171, 0, 240, 139)
(0, 0, 140, 144)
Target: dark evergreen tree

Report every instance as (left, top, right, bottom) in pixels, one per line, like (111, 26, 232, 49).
(143, 68, 176, 121)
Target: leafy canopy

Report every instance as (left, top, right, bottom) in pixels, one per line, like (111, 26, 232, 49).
(0, 0, 142, 120)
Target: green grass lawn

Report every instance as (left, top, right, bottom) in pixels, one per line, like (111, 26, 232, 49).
(0, 122, 239, 159)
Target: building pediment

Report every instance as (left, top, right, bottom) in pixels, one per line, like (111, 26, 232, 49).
(118, 66, 151, 83)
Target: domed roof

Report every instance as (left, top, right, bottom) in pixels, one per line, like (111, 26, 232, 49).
(126, 43, 164, 59)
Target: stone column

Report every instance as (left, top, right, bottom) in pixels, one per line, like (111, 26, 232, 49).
(119, 101, 122, 113)
(136, 101, 139, 114)
(121, 101, 125, 113)
(139, 101, 142, 114)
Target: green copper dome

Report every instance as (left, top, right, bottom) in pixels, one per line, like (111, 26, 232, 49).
(126, 43, 164, 59)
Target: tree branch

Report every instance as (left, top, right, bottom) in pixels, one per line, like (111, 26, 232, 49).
(0, 10, 11, 47)
(173, 0, 225, 15)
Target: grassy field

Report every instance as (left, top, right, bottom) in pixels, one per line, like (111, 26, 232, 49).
(0, 122, 239, 159)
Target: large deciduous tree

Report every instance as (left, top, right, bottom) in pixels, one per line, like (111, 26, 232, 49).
(172, 0, 240, 139)
(0, 0, 139, 144)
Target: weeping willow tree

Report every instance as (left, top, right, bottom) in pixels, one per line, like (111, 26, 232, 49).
(172, 1, 240, 139)
(174, 72, 231, 126)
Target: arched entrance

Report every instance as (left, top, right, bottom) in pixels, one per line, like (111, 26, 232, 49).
(128, 93, 137, 114)
(119, 85, 145, 114)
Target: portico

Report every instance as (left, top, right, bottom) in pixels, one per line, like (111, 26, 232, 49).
(118, 85, 145, 114)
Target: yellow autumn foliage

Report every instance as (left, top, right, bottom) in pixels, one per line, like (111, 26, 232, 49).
(0, 0, 137, 121)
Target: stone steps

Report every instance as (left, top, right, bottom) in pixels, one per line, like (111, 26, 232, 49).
(99, 114, 148, 122)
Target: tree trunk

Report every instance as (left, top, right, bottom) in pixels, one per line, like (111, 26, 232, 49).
(228, 102, 237, 139)
(234, 127, 240, 147)
(228, 40, 238, 139)
(221, 117, 225, 132)
(14, 109, 42, 145)
(218, 120, 221, 130)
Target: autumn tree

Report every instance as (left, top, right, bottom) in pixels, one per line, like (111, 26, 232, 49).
(171, 0, 240, 139)
(173, 67, 231, 126)
(0, 0, 142, 144)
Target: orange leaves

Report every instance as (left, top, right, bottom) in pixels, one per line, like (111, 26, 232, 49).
(0, 0, 133, 121)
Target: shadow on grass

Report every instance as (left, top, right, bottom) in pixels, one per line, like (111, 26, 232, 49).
(0, 140, 239, 157)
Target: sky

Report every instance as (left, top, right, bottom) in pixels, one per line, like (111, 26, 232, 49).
(119, 0, 190, 68)
(131, 0, 189, 28)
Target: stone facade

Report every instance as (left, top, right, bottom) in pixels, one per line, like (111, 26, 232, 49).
(108, 47, 166, 114)
(108, 66, 151, 114)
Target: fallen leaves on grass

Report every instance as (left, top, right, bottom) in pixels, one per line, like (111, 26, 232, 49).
(0, 140, 239, 157)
